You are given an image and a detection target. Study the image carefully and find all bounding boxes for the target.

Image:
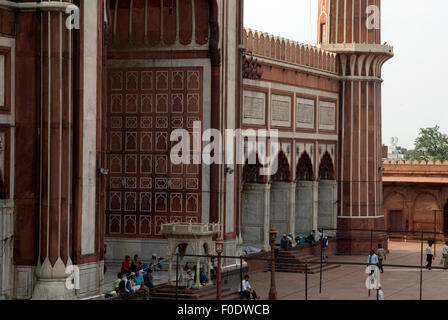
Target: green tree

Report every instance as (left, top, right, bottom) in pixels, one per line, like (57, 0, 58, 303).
(411, 126, 448, 162)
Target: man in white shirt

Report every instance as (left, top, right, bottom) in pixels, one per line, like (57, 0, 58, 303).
(239, 275, 257, 300)
(287, 233, 294, 248)
(367, 249, 379, 275)
(318, 229, 323, 241)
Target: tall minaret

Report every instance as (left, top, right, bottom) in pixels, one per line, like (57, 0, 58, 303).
(318, 0, 393, 253)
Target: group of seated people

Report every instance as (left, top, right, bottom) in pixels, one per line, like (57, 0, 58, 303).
(280, 230, 324, 249)
(107, 268, 153, 300)
(105, 253, 164, 299)
(121, 254, 164, 274)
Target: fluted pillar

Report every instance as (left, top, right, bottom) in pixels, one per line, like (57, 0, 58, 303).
(32, 5, 75, 300)
(319, 0, 393, 254)
(334, 52, 392, 254)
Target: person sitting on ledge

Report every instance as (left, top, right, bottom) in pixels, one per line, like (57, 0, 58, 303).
(117, 280, 130, 298)
(287, 233, 295, 248)
(143, 269, 154, 289)
(129, 272, 141, 292)
(305, 231, 316, 245)
(134, 270, 150, 300)
(121, 273, 134, 294)
(280, 234, 287, 249)
(121, 255, 131, 274)
(239, 274, 258, 300)
(151, 254, 164, 271)
(110, 272, 123, 296)
(131, 254, 142, 273)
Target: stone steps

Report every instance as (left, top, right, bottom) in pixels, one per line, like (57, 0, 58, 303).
(264, 247, 340, 274)
(151, 284, 241, 301)
(265, 262, 340, 274)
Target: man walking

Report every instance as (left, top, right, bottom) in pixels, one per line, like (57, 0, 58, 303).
(442, 241, 448, 270)
(377, 244, 386, 273)
(426, 241, 435, 270)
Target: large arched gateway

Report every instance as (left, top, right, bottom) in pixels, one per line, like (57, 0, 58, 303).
(0, 0, 393, 299)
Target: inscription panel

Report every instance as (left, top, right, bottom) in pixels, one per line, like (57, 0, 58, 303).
(271, 94, 291, 127)
(296, 98, 315, 129)
(243, 90, 266, 125)
(319, 101, 335, 131)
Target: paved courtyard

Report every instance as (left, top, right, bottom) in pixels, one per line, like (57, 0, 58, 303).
(248, 241, 448, 300)
(103, 241, 448, 300)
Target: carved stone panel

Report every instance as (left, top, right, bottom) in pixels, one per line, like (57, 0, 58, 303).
(296, 98, 315, 129)
(243, 90, 265, 125)
(271, 94, 291, 127)
(106, 67, 203, 239)
(319, 101, 336, 131)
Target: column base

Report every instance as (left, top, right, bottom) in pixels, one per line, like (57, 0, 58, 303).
(336, 217, 388, 255)
(31, 280, 78, 300)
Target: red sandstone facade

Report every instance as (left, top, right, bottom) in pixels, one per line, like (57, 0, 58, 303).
(383, 160, 448, 240)
(0, 0, 393, 299)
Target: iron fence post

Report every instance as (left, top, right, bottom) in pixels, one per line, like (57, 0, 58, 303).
(240, 256, 243, 300)
(176, 253, 179, 300)
(305, 262, 308, 301)
(420, 230, 424, 300)
(319, 229, 323, 294)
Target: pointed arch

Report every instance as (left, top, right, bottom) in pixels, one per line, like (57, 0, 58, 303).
(319, 151, 335, 180)
(296, 152, 314, 181)
(242, 154, 265, 184)
(271, 151, 291, 182)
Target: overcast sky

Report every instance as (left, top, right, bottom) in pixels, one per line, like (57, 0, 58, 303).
(244, 0, 448, 149)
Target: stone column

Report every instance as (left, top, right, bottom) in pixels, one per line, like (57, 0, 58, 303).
(178, 255, 185, 283)
(207, 257, 211, 284)
(318, 180, 338, 236)
(262, 184, 271, 251)
(194, 258, 201, 289)
(241, 183, 271, 251)
(313, 181, 319, 232)
(270, 182, 294, 238)
(295, 181, 314, 236)
(32, 7, 76, 300)
(288, 182, 296, 235)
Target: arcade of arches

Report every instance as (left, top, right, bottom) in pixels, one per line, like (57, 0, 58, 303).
(241, 150, 337, 250)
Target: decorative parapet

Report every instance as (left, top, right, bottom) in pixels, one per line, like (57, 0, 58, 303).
(161, 222, 220, 237)
(243, 28, 338, 74)
(383, 160, 448, 166)
(382, 160, 448, 184)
